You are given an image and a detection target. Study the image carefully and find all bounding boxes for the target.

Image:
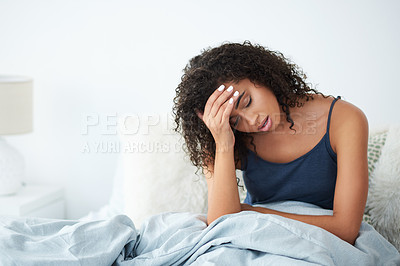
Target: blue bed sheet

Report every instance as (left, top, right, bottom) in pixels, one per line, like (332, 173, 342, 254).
(1, 201, 399, 265)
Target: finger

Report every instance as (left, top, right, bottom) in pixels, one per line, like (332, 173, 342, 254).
(209, 85, 235, 118)
(218, 91, 240, 125)
(203, 84, 226, 118)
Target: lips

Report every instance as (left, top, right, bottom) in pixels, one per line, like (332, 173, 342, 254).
(258, 116, 269, 130)
(258, 116, 272, 132)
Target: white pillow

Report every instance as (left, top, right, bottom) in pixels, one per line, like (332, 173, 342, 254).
(368, 125, 400, 251)
(120, 113, 208, 228)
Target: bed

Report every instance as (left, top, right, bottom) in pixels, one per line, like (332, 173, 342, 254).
(0, 114, 399, 265)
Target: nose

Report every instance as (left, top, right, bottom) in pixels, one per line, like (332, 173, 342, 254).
(241, 111, 259, 128)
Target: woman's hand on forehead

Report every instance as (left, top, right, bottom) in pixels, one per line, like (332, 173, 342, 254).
(196, 84, 240, 149)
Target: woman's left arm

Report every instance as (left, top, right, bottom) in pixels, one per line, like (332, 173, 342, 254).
(242, 101, 369, 245)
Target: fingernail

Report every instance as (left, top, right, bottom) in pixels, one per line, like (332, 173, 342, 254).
(229, 98, 233, 104)
(217, 85, 225, 91)
(227, 85, 233, 92)
(233, 91, 239, 97)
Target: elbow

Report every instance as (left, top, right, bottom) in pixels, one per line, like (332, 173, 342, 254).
(345, 226, 361, 245)
(206, 216, 215, 226)
(332, 211, 362, 245)
(331, 214, 360, 245)
(342, 232, 358, 245)
(339, 224, 361, 245)
(339, 232, 356, 245)
(206, 213, 216, 226)
(206, 207, 242, 226)
(206, 213, 229, 226)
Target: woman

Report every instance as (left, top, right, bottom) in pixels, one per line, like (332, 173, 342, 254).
(172, 41, 368, 245)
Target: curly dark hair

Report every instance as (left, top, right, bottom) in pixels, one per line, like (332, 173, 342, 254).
(172, 41, 326, 175)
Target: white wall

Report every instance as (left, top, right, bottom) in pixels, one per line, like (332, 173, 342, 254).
(1, 0, 399, 219)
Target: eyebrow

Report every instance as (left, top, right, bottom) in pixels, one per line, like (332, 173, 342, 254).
(235, 91, 245, 110)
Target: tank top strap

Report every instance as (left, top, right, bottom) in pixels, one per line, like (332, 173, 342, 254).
(326, 96, 341, 133)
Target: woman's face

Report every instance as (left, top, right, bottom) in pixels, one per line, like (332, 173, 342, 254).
(224, 79, 283, 134)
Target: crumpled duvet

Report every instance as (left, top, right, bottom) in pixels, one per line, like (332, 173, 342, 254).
(1, 201, 399, 266)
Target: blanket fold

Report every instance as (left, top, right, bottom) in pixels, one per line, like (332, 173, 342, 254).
(1, 201, 399, 266)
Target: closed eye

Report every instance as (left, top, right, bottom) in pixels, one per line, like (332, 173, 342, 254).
(246, 96, 252, 108)
(232, 96, 251, 128)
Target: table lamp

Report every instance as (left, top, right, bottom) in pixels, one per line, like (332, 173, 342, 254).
(0, 75, 33, 196)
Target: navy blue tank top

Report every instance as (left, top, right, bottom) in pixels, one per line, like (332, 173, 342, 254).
(241, 96, 341, 209)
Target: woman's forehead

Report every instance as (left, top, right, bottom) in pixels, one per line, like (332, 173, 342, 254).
(223, 79, 257, 90)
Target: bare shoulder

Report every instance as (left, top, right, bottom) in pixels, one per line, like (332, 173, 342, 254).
(329, 98, 369, 153)
(331, 98, 368, 129)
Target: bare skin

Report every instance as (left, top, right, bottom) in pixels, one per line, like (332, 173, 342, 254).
(197, 78, 369, 245)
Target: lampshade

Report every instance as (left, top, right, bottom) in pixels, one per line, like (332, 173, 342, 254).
(0, 75, 33, 196)
(0, 75, 33, 135)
